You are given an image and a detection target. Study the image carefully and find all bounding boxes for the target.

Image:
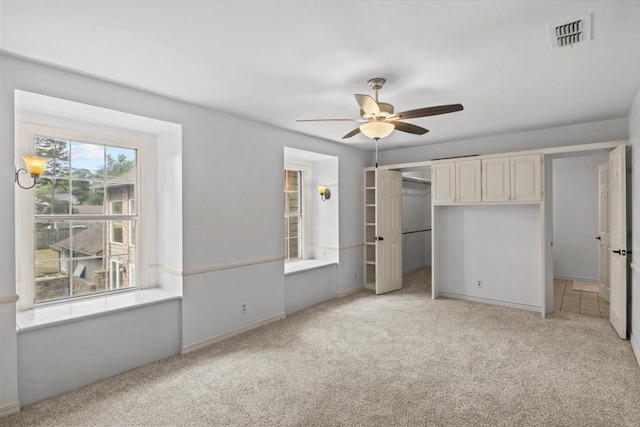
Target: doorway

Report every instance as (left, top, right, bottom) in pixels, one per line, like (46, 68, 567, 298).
(550, 151, 610, 317)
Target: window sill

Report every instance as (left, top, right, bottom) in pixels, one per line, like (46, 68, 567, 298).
(16, 288, 182, 333)
(284, 259, 337, 275)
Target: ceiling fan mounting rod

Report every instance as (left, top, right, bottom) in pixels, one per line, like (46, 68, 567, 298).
(368, 77, 386, 103)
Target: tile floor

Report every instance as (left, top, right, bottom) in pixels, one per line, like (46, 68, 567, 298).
(553, 279, 609, 318)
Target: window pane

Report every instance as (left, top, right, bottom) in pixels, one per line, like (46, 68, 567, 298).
(36, 221, 72, 253)
(106, 147, 136, 181)
(71, 257, 107, 297)
(35, 262, 70, 304)
(108, 254, 136, 290)
(286, 191, 300, 214)
(35, 137, 70, 178)
(288, 237, 300, 259)
(70, 141, 105, 180)
(35, 178, 71, 214)
(110, 200, 123, 214)
(287, 216, 299, 239)
(71, 181, 104, 215)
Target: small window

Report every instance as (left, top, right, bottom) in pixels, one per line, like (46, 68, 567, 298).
(284, 169, 303, 261)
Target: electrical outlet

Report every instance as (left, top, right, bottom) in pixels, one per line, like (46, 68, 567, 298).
(241, 303, 247, 314)
(477, 280, 483, 288)
(322, 250, 327, 259)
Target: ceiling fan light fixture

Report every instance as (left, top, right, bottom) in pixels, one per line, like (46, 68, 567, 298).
(359, 121, 394, 140)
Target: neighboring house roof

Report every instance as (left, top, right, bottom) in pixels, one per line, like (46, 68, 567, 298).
(72, 205, 103, 215)
(54, 193, 79, 204)
(91, 171, 135, 190)
(50, 224, 104, 256)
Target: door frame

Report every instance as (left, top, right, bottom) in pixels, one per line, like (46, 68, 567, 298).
(376, 140, 627, 320)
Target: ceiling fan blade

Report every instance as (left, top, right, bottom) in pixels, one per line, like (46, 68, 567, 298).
(395, 104, 463, 120)
(355, 94, 380, 116)
(296, 118, 358, 122)
(342, 127, 362, 139)
(391, 121, 429, 135)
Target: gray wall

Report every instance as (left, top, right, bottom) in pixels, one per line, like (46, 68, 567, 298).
(0, 53, 370, 407)
(552, 152, 610, 282)
(402, 179, 431, 272)
(434, 204, 541, 310)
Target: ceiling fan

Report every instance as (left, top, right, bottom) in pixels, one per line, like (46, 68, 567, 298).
(297, 78, 464, 141)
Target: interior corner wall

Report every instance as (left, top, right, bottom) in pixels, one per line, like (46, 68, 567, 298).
(628, 85, 640, 359)
(552, 152, 609, 282)
(310, 157, 339, 262)
(377, 118, 628, 166)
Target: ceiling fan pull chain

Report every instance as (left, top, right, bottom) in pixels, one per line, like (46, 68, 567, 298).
(375, 138, 379, 168)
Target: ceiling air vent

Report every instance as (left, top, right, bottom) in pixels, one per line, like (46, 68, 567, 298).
(549, 14, 591, 49)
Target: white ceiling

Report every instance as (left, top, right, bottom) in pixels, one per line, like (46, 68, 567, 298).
(2, 1, 640, 151)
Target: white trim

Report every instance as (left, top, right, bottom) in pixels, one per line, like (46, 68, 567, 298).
(377, 140, 627, 171)
(554, 275, 599, 283)
(16, 288, 180, 333)
(340, 242, 365, 250)
(337, 285, 364, 298)
(630, 262, 640, 275)
(182, 255, 284, 277)
(150, 264, 183, 276)
(0, 294, 19, 304)
(403, 263, 426, 274)
(181, 313, 286, 354)
(0, 401, 20, 418)
(284, 259, 336, 275)
(439, 291, 540, 312)
(631, 334, 640, 368)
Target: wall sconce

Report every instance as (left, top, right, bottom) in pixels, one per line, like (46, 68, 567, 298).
(318, 185, 331, 201)
(16, 156, 47, 189)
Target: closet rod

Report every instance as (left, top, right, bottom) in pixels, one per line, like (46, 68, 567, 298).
(402, 228, 432, 235)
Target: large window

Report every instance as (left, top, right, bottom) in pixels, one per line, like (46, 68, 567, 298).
(284, 168, 304, 261)
(28, 134, 138, 305)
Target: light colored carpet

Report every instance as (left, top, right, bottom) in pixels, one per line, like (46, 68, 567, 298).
(572, 280, 600, 293)
(3, 267, 640, 426)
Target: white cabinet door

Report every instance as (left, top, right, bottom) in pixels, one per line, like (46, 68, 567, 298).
(432, 162, 455, 203)
(511, 154, 541, 202)
(456, 159, 481, 203)
(482, 157, 510, 202)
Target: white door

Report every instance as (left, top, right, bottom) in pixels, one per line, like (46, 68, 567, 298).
(609, 145, 627, 339)
(598, 162, 610, 303)
(376, 169, 403, 294)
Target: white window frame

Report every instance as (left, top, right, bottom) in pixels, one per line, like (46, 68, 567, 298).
(284, 164, 308, 262)
(16, 122, 146, 310)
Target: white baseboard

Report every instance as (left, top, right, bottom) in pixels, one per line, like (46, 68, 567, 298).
(598, 283, 610, 303)
(631, 334, 640, 369)
(0, 401, 20, 418)
(337, 285, 364, 298)
(439, 292, 540, 313)
(403, 263, 426, 274)
(181, 313, 286, 354)
(553, 275, 599, 283)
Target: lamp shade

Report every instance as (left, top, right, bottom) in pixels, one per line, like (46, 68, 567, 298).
(22, 156, 48, 176)
(359, 121, 394, 140)
(317, 185, 327, 195)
